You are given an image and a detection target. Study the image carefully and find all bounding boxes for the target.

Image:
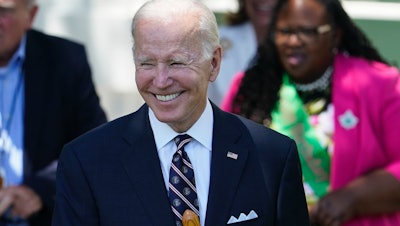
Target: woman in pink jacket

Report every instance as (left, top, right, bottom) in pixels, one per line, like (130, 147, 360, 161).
(221, 0, 400, 224)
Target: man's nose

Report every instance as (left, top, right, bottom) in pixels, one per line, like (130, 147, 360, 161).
(153, 65, 173, 88)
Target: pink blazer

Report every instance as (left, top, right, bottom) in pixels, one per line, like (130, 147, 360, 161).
(221, 53, 400, 225)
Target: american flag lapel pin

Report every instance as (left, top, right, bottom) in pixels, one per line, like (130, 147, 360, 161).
(227, 151, 238, 160)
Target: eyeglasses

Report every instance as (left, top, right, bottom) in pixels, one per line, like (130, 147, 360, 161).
(274, 24, 332, 44)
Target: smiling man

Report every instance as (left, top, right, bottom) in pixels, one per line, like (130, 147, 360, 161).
(51, 0, 309, 225)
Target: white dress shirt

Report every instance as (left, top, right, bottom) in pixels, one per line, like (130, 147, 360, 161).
(149, 100, 213, 226)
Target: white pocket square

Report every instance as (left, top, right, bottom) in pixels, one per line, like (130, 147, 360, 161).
(227, 210, 258, 224)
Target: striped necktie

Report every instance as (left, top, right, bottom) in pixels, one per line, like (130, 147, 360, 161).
(169, 134, 199, 226)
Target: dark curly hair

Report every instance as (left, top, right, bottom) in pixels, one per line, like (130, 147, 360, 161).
(231, 0, 388, 124)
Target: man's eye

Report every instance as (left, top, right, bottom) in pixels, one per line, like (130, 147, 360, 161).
(138, 63, 155, 69)
(170, 62, 184, 66)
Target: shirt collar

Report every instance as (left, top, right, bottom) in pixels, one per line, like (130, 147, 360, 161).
(0, 34, 27, 75)
(16, 34, 27, 62)
(149, 100, 214, 151)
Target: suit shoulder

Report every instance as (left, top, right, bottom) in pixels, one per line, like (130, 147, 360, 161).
(214, 107, 295, 150)
(68, 113, 132, 145)
(66, 105, 148, 150)
(232, 114, 297, 157)
(28, 29, 84, 49)
(26, 29, 86, 58)
(236, 114, 292, 142)
(25, 29, 90, 80)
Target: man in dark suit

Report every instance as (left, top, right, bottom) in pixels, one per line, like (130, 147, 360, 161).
(0, 0, 107, 225)
(52, 0, 309, 225)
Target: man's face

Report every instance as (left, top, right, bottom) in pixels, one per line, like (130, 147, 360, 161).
(133, 17, 221, 133)
(0, 0, 37, 66)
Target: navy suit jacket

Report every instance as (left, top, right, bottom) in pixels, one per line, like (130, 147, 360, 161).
(21, 30, 107, 226)
(52, 103, 309, 226)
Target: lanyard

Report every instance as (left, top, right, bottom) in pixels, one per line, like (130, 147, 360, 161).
(0, 63, 24, 189)
(0, 58, 24, 132)
(0, 73, 24, 133)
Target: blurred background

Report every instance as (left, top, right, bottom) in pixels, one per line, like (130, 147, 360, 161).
(32, 0, 400, 120)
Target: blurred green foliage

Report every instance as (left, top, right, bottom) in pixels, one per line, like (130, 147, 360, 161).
(354, 19, 400, 66)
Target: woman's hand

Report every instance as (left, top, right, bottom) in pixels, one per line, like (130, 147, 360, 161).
(310, 169, 400, 226)
(310, 188, 356, 226)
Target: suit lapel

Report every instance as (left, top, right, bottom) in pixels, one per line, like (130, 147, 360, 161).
(120, 106, 175, 226)
(205, 106, 250, 226)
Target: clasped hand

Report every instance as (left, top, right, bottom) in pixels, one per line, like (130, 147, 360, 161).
(309, 188, 355, 226)
(0, 185, 42, 220)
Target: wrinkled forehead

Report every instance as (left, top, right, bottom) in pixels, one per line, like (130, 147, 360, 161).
(134, 18, 204, 59)
(135, 15, 201, 44)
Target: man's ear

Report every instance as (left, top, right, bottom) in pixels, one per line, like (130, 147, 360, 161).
(28, 5, 39, 28)
(209, 46, 222, 82)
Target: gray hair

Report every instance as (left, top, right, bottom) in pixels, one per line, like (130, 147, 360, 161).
(131, 0, 220, 60)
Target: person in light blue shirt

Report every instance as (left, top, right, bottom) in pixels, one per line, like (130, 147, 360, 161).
(0, 0, 107, 225)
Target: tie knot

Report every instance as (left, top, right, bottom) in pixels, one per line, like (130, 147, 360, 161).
(174, 134, 192, 149)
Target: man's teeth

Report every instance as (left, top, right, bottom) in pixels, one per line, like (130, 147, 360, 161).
(156, 93, 180, 102)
